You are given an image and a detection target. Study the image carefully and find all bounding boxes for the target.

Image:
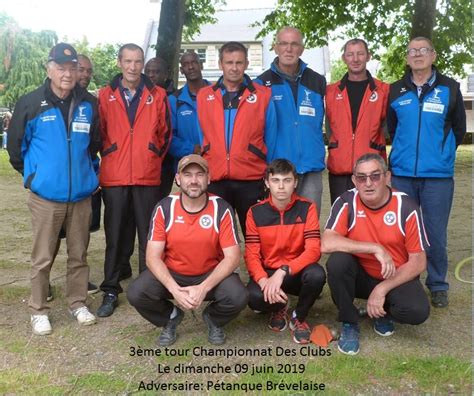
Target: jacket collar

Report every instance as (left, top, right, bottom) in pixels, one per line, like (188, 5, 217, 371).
(271, 57, 307, 80)
(338, 70, 376, 92)
(43, 78, 86, 104)
(268, 192, 298, 212)
(110, 73, 155, 92)
(212, 74, 256, 93)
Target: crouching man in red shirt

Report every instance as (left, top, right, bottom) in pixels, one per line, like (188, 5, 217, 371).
(127, 154, 248, 346)
(245, 159, 326, 344)
(322, 153, 430, 356)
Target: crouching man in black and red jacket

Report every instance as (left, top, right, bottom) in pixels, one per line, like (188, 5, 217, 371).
(245, 159, 326, 344)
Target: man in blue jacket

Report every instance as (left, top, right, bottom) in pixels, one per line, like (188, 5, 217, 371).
(8, 43, 101, 335)
(168, 51, 210, 165)
(387, 36, 466, 308)
(256, 27, 326, 215)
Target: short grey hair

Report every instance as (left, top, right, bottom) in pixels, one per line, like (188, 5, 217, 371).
(118, 43, 144, 60)
(353, 153, 387, 174)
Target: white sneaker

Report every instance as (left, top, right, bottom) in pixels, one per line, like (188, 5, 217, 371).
(31, 314, 52, 335)
(71, 306, 97, 326)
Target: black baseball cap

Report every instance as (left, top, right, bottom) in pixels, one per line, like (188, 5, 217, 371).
(48, 43, 78, 64)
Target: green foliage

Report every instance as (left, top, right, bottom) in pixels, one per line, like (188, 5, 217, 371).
(182, 0, 226, 41)
(0, 14, 57, 107)
(329, 58, 347, 83)
(0, 11, 120, 107)
(72, 38, 120, 89)
(257, 0, 472, 79)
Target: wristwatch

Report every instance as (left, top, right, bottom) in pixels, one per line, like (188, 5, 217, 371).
(280, 265, 290, 276)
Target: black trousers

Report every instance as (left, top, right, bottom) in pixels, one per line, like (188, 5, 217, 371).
(247, 264, 326, 321)
(208, 179, 264, 237)
(328, 173, 354, 205)
(326, 252, 430, 324)
(127, 269, 249, 327)
(101, 186, 160, 294)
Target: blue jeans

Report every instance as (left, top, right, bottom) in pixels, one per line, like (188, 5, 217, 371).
(391, 176, 454, 292)
(296, 171, 323, 217)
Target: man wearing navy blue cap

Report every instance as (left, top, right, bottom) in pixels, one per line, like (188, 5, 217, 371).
(8, 42, 101, 335)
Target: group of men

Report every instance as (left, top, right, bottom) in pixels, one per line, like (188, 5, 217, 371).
(7, 25, 465, 355)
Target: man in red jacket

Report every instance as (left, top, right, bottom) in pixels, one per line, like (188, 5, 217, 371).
(245, 159, 326, 344)
(326, 38, 389, 204)
(97, 43, 171, 317)
(197, 41, 277, 237)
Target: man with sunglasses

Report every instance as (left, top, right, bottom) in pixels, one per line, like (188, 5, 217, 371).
(322, 153, 430, 355)
(387, 37, 466, 308)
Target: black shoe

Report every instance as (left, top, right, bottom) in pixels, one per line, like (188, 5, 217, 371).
(97, 293, 118, 317)
(202, 309, 225, 345)
(87, 282, 100, 295)
(158, 307, 184, 347)
(46, 284, 54, 302)
(431, 290, 448, 308)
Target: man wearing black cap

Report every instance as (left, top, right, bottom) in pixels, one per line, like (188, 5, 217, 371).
(8, 43, 101, 335)
(127, 154, 248, 346)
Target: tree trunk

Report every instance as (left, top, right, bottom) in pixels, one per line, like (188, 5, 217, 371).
(155, 0, 185, 87)
(410, 0, 436, 39)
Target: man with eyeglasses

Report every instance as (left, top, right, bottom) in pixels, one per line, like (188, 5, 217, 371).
(387, 36, 466, 308)
(8, 43, 101, 335)
(256, 27, 326, 216)
(326, 39, 389, 204)
(321, 153, 430, 355)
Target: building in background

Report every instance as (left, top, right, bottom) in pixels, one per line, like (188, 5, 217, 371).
(143, 8, 330, 85)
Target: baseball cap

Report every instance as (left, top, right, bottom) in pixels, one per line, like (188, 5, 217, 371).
(177, 154, 208, 173)
(48, 43, 78, 64)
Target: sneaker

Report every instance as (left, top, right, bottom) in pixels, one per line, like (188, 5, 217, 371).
(31, 314, 52, 336)
(289, 317, 311, 344)
(46, 284, 54, 302)
(202, 309, 226, 345)
(374, 317, 394, 336)
(96, 293, 118, 317)
(431, 290, 448, 308)
(87, 282, 99, 295)
(268, 305, 288, 332)
(158, 307, 184, 347)
(71, 306, 97, 326)
(337, 322, 360, 355)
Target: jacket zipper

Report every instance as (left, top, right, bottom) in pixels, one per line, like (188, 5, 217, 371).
(130, 127, 134, 184)
(226, 101, 232, 176)
(414, 98, 423, 176)
(67, 127, 72, 202)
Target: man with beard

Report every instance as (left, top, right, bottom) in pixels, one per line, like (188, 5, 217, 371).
(127, 154, 248, 346)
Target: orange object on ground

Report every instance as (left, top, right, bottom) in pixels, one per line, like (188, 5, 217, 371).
(310, 324, 334, 347)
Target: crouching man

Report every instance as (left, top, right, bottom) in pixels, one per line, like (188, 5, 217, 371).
(322, 153, 430, 355)
(245, 159, 326, 344)
(127, 154, 248, 346)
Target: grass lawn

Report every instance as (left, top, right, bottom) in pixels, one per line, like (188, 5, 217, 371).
(0, 147, 472, 395)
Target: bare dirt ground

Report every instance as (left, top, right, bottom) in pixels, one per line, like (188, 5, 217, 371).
(0, 148, 472, 395)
